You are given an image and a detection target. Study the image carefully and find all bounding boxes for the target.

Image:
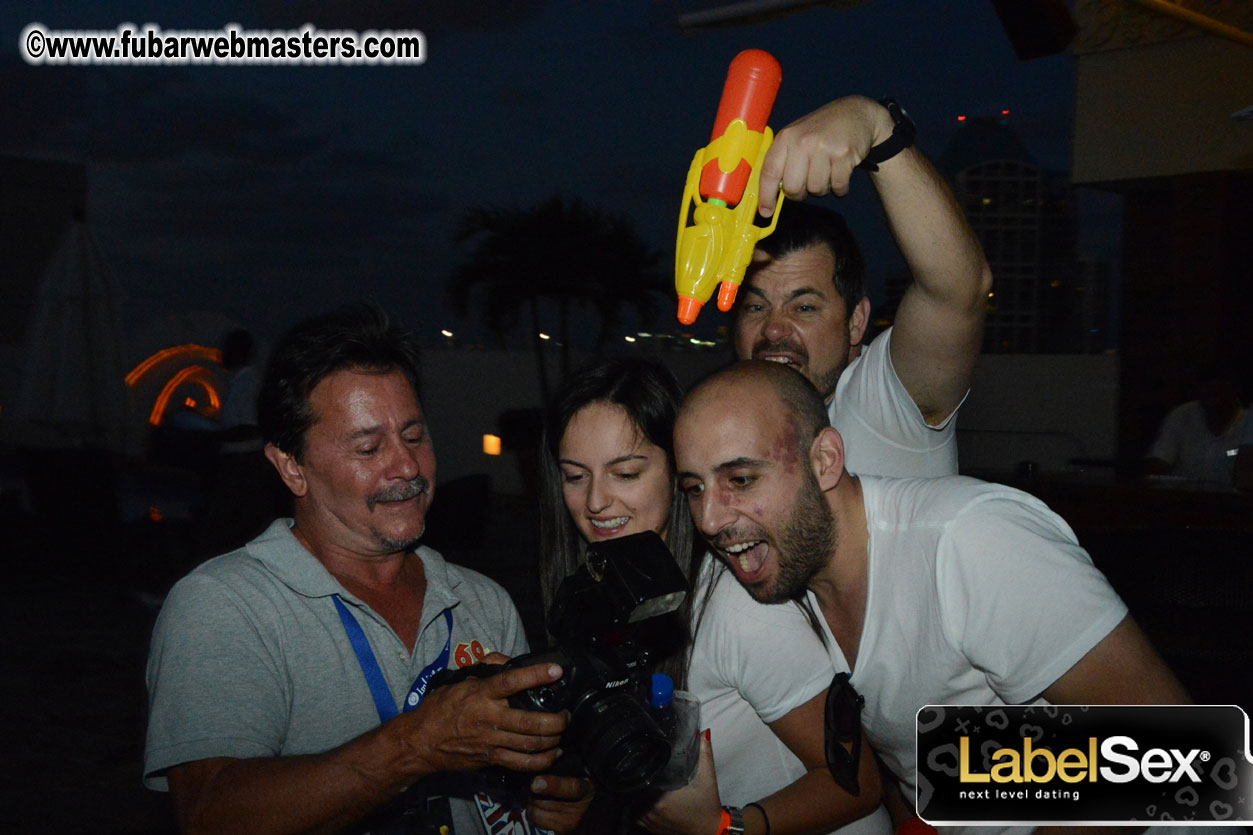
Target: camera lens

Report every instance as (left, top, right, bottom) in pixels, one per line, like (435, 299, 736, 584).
(569, 690, 671, 793)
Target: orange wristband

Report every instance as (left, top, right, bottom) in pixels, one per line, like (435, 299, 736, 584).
(717, 806, 745, 834)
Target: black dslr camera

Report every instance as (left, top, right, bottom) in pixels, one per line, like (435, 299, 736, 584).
(428, 530, 689, 795)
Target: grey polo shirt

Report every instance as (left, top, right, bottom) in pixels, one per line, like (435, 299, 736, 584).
(144, 519, 529, 833)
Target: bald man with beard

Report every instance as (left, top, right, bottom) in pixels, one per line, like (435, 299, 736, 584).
(673, 361, 1190, 835)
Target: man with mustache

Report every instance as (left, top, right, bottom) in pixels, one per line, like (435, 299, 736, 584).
(144, 305, 590, 834)
(674, 361, 1191, 833)
(733, 96, 991, 478)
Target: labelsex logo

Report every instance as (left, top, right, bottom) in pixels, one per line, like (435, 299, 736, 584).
(916, 705, 1253, 825)
(960, 735, 1207, 784)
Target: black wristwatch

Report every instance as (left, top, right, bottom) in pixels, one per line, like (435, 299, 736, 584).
(857, 98, 916, 172)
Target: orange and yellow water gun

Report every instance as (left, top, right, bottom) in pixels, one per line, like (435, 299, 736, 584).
(675, 49, 783, 326)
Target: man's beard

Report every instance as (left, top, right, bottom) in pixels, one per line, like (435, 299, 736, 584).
(373, 526, 425, 554)
(367, 476, 430, 552)
(752, 467, 836, 604)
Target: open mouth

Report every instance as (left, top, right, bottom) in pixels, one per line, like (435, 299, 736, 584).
(723, 539, 769, 583)
(755, 352, 803, 371)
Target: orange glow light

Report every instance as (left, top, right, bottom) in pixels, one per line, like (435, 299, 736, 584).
(149, 365, 222, 426)
(482, 434, 502, 456)
(957, 115, 966, 121)
(126, 344, 222, 387)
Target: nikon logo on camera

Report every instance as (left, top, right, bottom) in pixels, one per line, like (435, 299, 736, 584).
(959, 735, 1205, 785)
(916, 705, 1253, 825)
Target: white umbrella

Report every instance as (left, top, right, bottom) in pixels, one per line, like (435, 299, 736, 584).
(15, 218, 127, 452)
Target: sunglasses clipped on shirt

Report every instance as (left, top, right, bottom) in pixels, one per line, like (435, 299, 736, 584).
(825, 671, 865, 795)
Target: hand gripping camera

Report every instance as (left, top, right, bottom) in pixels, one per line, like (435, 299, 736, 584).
(429, 530, 690, 795)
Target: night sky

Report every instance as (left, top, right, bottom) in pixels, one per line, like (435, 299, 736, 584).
(1, 0, 1093, 354)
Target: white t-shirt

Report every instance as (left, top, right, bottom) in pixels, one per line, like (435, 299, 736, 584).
(832, 327, 961, 478)
(1146, 400, 1253, 486)
(688, 557, 892, 835)
(808, 476, 1127, 835)
(683, 327, 956, 830)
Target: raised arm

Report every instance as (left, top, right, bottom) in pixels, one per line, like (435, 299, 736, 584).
(165, 661, 569, 835)
(759, 95, 991, 425)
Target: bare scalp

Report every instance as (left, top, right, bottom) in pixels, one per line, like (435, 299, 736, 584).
(681, 360, 828, 461)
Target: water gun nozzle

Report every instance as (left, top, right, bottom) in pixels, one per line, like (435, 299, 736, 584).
(676, 296, 703, 326)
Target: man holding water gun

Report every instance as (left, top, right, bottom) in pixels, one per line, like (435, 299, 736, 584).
(733, 95, 992, 479)
(645, 82, 992, 835)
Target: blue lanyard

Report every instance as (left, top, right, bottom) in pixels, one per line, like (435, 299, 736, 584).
(332, 595, 453, 724)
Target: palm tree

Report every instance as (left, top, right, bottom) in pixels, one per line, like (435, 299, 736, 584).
(448, 196, 665, 401)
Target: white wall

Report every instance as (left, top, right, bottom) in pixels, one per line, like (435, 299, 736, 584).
(419, 348, 729, 496)
(423, 348, 1122, 494)
(1072, 17, 1253, 185)
(418, 350, 542, 496)
(956, 353, 1119, 478)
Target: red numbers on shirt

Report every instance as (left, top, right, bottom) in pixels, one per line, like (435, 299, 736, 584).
(454, 640, 487, 668)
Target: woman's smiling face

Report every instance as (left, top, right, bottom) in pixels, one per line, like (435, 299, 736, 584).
(558, 401, 673, 544)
